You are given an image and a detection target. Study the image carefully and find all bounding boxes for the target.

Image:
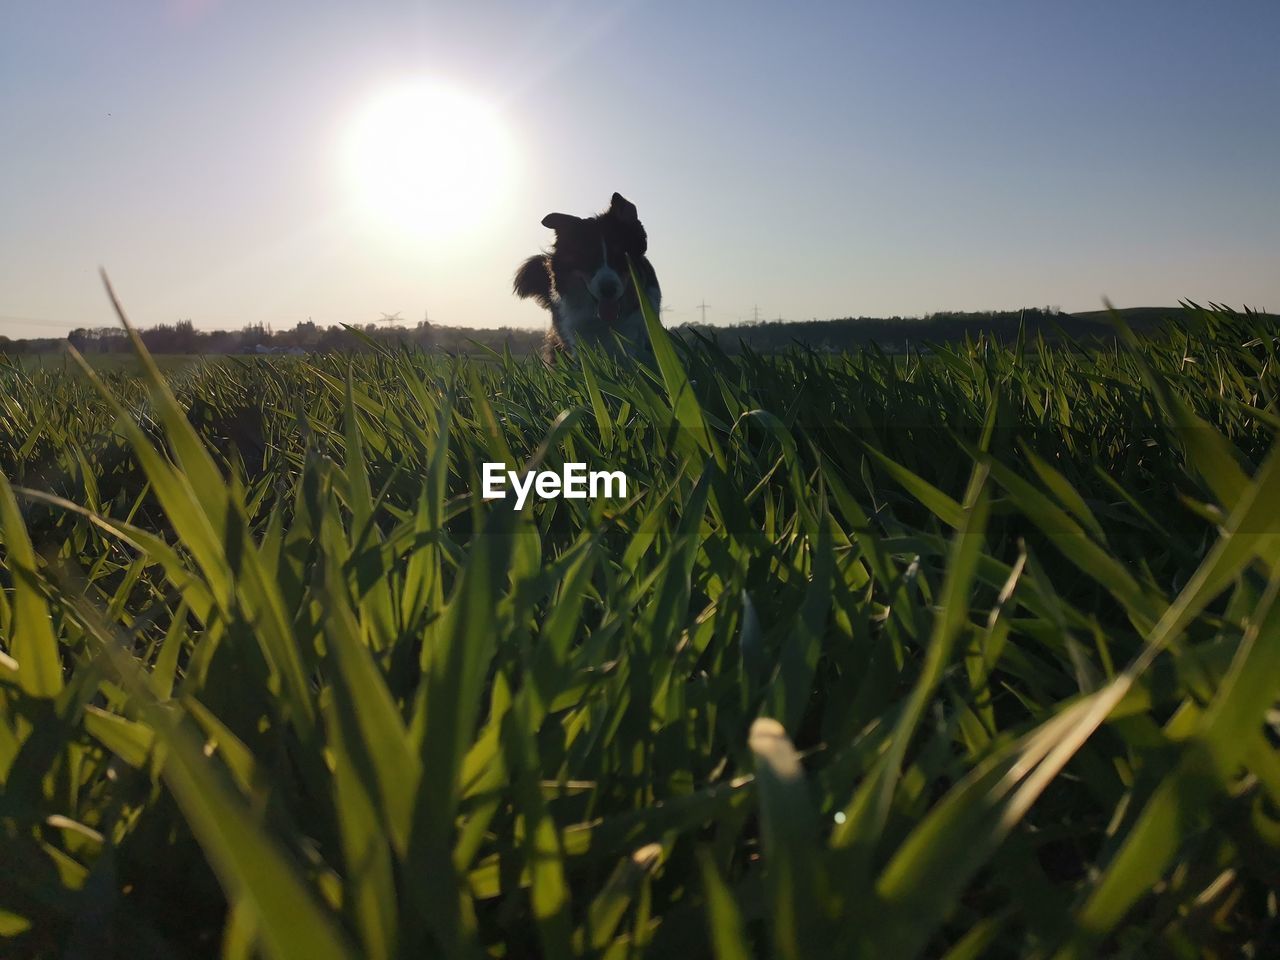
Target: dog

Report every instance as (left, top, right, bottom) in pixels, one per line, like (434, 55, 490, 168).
(513, 192, 660, 360)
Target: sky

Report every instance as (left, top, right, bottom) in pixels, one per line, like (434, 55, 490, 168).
(3, 0, 1278, 340)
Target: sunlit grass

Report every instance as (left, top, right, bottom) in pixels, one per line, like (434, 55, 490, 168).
(1, 295, 1278, 958)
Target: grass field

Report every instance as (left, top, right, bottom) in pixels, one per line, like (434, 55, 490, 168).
(1, 297, 1279, 958)
(14, 352, 216, 375)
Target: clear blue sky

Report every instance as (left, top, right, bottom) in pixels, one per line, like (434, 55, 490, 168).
(3, 1, 1278, 339)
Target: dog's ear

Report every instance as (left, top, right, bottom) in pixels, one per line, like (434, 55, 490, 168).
(609, 193, 638, 222)
(541, 212, 582, 232)
(608, 192, 647, 253)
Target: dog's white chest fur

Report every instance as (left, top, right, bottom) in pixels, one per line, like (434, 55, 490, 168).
(552, 284, 660, 357)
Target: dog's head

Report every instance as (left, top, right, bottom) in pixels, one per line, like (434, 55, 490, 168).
(541, 192, 649, 326)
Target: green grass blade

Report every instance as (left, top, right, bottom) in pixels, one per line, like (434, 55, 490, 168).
(0, 471, 63, 697)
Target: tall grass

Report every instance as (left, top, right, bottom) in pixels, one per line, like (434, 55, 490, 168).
(1, 294, 1278, 958)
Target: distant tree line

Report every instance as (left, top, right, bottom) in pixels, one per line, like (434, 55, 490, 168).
(671, 305, 1267, 354)
(0, 306, 1231, 359)
(0, 319, 546, 356)
(671, 307, 1095, 354)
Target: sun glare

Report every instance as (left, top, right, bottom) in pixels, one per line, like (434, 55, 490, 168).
(342, 80, 516, 242)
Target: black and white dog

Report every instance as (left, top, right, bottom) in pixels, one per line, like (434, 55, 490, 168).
(513, 192, 660, 360)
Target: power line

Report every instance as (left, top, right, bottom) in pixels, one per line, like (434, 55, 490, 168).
(695, 299, 711, 323)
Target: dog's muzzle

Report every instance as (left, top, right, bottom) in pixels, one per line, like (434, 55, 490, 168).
(587, 276, 623, 325)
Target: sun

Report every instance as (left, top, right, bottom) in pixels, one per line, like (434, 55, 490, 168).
(342, 80, 516, 241)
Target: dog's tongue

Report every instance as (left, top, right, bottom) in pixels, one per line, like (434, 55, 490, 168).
(598, 299, 620, 324)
